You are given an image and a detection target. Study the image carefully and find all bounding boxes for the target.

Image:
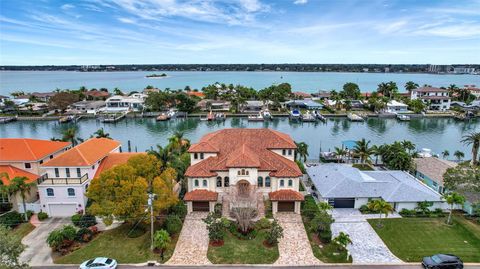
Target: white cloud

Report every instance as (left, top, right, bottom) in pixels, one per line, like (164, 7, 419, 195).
(117, 17, 136, 24)
(293, 0, 308, 5)
(61, 4, 75, 10)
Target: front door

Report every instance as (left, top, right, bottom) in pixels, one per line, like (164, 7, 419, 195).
(192, 201, 209, 212)
(237, 180, 250, 198)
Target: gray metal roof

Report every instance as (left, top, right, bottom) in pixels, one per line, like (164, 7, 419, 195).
(306, 164, 443, 202)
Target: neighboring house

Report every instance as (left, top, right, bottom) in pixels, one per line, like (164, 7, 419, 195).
(285, 99, 323, 110)
(86, 90, 110, 100)
(311, 91, 331, 101)
(186, 91, 205, 99)
(243, 100, 272, 111)
(0, 95, 10, 105)
(410, 87, 451, 111)
(184, 129, 304, 215)
(0, 138, 71, 212)
(68, 100, 106, 114)
(0, 165, 41, 212)
(39, 138, 121, 217)
(457, 189, 479, 215)
(413, 157, 457, 194)
(93, 152, 144, 178)
(464, 85, 480, 99)
(105, 94, 146, 112)
(386, 100, 409, 113)
(197, 99, 231, 111)
(450, 100, 480, 111)
(307, 164, 446, 211)
(292, 92, 312, 99)
(31, 92, 57, 102)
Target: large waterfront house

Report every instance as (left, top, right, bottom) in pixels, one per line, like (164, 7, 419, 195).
(105, 93, 146, 112)
(68, 100, 106, 115)
(197, 99, 231, 111)
(184, 129, 304, 215)
(284, 99, 323, 110)
(0, 139, 71, 212)
(413, 157, 457, 194)
(39, 138, 121, 217)
(307, 164, 446, 211)
(410, 86, 451, 111)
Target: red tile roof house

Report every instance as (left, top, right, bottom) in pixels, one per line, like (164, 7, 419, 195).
(184, 128, 304, 215)
(410, 86, 451, 111)
(0, 138, 71, 212)
(39, 138, 122, 217)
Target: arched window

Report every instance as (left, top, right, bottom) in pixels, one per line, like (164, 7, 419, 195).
(265, 177, 271, 187)
(67, 188, 75, 197)
(257, 176, 263, 187)
(288, 179, 293, 187)
(241, 169, 246, 175)
(200, 153, 204, 159)
(46, 188, 54, 197)
(224, 177, 230, 187)
(246, 170, 249, 175)
(282, 149, 286, 155)
(216, 176, 222, 187)
(194, 153, 198, 159)
(237, 170, 241, 175)
(202, 180, 208, 187)
(194, 179, 199, 187)
(280, 179, 285, 187)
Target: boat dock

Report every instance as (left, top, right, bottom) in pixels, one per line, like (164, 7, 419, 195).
(99, 112, 126, 123)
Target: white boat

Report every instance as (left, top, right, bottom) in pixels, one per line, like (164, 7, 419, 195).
(215, 113, 226, 121)
(289, 109, 301, 120)
(59, 115, 75, 123)
(313, 110, 326, 121)
(166, 109, 177, 118)
(396, 114, 410, 121)
(248, 113, 264, 121)
(261, 109, 273, 120)
(301, 110, 317, 122)
(347, 113, 364, 122)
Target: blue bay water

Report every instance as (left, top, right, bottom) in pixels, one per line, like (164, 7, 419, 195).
(1, 71, 479, 95)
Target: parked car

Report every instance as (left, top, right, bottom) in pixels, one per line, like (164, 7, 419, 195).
(422, 254, 463, 269)
(79, 257, 117, 269)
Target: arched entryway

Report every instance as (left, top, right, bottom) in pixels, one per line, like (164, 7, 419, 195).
(237, 180, 251, 197)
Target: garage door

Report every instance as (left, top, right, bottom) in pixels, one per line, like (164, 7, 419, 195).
(192, 201, 210, 212)
(333, 198, 355, 208)
(278, 201, 295, 212)
(48, 204, 77, 217)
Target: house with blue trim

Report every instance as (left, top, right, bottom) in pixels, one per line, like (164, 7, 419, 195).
(413, 157, 457, 194)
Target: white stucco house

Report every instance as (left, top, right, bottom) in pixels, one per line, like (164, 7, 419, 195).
(105, 93, 146, 112)
(306, 164, 447, 211)
(410, 86, 451, 111)
(39, 138, 121, 217)
(184, 128, 304, 215)
(386, 100, 409, 113)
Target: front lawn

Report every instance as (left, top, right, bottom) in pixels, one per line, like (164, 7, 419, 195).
(10, 222, 35, 239)
(368, 216, 480, 262)
(55, 224, 179, 264)
(207, 230, 279, 264)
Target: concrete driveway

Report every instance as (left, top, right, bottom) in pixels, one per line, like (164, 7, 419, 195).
(20, 218, 69, 266)
(331, 209, 402, 264)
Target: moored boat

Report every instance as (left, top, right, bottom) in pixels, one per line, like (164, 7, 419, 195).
(248, 113, 264, 121)
(301, 110, 317, 122)
(289, 109, 301, 121)
(261, 109, 273, 120)
(347, 112, 364, 122)
(156, 113, 169, 121)
(396, 114, 411, 121)
(313, 110, 326, 121)
(59, 115, 75, 123)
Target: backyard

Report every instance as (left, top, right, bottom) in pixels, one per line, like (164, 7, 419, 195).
(368, 215, 480, 262)
(207, 229, 279, 264)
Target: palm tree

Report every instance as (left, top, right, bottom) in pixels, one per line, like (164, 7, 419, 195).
(113, 87, 124, 96)
(454, 150, 465, 162)
(404, 81, 419, 92)
(368, 199, 393, 228)
(62, 127, 81, 146)
(148, 145, 172, 166)
(295, 141, 309, 162)
(400, 140, 416, 154)
(334, 147, 347, 163)
(353, 139, 374, 164)
(93, 128, 111, 139)
(461, 132, 480, 165)
(371, 145, 381, 165)
(3, 175, 34, 221)
(333, 232, 353, 252)
(443, 192, 465, 225)
(441, 150, 450, 159)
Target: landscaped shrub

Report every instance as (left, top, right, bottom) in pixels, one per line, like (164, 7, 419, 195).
(302, 195, 320, 220)
(255, 217, 272, 230)
(433, 208, 445, 217)
(359, 205, 370, 214)
(0, 211, 23, 228)
(399, 208, 414, 216)
(309, 210, 334, 234)
(229, 221, 258, 240)
(26, 210, 34, 220)
(264, 200, 273, 219)
(319, 229, 332, 243)
(71, 214, 81, 226)
(265, 219, 283, 246)
(153, 229, 171, 260)
(203, 213, 229, 243)
(75, 227, 93, 242)
(169, 202, 187, 220)
(71, 214, 97, 228)
(37, 212, 49, 221)
(165, 215, 182, 235)
(214, 203, 223, 218)
(0, 202, 12, 213)
(47, 225, 77, 253)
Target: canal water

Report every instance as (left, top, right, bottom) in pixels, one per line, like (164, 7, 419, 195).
(1, 117, 478, 159)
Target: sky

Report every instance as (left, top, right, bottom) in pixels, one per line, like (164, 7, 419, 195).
(0, 0, 479, 65)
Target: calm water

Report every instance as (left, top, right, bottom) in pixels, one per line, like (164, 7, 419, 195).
(0, 117, 478, 159)
(1, 71, 479, 95)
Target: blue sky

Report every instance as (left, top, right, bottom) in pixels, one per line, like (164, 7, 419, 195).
(1, 0, 479, 65)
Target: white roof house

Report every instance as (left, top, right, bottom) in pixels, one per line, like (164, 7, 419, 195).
(386, 100, 409, 113)
(105, 94, 146, 112)
(306, 164, 445, 211)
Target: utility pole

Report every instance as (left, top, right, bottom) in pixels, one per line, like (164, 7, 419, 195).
(148, 193, 156, 250)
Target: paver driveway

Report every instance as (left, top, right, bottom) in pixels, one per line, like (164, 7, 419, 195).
(20, 218, 68, 266)
(274, 213, 321, 265)
(166, 212, 211, 265)
(331, 209, 403, 264)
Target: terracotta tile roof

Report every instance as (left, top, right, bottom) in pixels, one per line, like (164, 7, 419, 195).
(94, 152, 145, 178)
(0, 138, 71, 162)
(184, 189, 218, 201)
(42, 138, 121, 167)
(269, 189, 304, 201)
(86, 90, 110, 97)
(185, 129, 301, 178)
(186, 91, 205, 98)
(415, 86, 448, 93)
(293, 92, 312, 98)
(0, 165, 39, 185)
(413, 157, 457, 185)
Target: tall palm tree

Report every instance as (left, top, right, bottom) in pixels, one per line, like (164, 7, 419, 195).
(400, 140, 416, 154)
(334, 147, 347, 163)
(461, 132, 480, 165)
(404, 81, 419, 92)
(441, 150, 450, 159)
(3, 175, 34, 221)
(295, 141, 309, 162)
(62, 127, 81, 146)
(454, 150, 465, 161)
(368, 199, 393, 228)
(371, 145, 381, 165)
(93, 128, 111, 139)
(353, 139, 374, 164)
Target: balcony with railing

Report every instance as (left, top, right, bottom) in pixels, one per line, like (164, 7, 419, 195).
(37, 173, 89, 185)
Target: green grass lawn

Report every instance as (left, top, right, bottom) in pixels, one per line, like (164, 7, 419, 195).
(10, 223, 35, 239)
(368, 216, 480, 262)
(207, 230, 279, 264)
(55, 224, 179, 264)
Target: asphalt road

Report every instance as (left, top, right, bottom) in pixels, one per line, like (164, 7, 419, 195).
(33, 264, 480, 269)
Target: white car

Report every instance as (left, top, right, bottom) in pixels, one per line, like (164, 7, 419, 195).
(79, 257, 117, 269)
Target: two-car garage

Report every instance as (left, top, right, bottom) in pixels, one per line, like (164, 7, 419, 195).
(329, 198, 355, 208)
